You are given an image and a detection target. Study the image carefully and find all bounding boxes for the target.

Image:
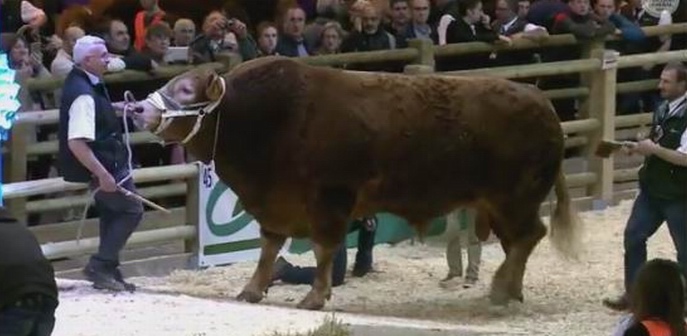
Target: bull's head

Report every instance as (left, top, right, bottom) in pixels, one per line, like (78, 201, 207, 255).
(132, 66, 226, 144)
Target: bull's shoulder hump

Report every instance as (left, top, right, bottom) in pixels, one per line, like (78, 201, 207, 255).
(228, 56, 308, 78)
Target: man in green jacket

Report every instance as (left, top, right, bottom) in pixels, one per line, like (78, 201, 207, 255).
(604, 61, 687, 311)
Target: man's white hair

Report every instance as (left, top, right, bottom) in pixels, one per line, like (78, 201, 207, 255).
(173, 18, 195, 30)
(73, 35, 107, 65)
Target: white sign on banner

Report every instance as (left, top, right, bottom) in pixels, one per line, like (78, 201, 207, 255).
(197, 161, 290, 267)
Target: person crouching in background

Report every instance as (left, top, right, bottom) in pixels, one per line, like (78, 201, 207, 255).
(612, 258, 687, 336)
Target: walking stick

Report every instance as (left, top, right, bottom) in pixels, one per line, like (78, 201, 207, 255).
(117, 186, 171, 214)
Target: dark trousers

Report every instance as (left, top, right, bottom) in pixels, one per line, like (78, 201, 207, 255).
(0, 295, 57, 336)
(88, 171, 143, 271)
(280, 218, 376, 286)
(623, 187, 687, 293)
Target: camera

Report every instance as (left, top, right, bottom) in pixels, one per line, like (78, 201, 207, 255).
(221, 18, 236, 30)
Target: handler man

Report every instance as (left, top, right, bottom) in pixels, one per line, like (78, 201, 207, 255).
(603, 61, 687, 311)
(57, 35, 143, 292)
(0, 207, 58, 336)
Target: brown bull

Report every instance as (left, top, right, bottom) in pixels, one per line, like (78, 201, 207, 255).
(131, 56, 581, 310)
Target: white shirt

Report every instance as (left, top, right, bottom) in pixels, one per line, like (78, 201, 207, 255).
(667, 95, 687, 154)
(67, 69, 101, 142)
(50, 49, 75, 77)
(658, 10, 672, 44)
(500, 17, 518, 34)
(658, 9, 672, 26)
(499, 17, 546, 35)
(437, 14, 455, 46)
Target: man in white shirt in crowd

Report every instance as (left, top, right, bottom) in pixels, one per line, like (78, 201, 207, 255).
(50, 25, 85, 77)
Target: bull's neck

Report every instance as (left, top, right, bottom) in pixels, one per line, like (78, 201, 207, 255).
(185, 112, 222, 164)
(183, 110, 260, 208)
(183, 109, 248, 173)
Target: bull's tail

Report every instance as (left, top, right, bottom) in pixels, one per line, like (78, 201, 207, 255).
(549, 169, 583, 260)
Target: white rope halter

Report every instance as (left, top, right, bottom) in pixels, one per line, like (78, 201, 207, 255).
(144, 77, 227, 144)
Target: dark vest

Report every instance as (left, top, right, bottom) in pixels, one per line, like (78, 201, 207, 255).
(492, 18, 537, 67)
(638, 98, 687, 200)
(340, 30, 398, 72)
(274, 35, 313, 58)
(58, 68, 125, 183)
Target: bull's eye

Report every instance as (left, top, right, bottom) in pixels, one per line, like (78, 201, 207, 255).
(173, 80, 196, 104)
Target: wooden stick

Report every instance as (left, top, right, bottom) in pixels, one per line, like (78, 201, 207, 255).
(595, 140, 636, 158)
(117, 186, 172, 214)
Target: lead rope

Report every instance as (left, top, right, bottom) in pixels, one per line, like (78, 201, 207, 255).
(75, 91, 138, 245)
(211, 106, 221, 162)
(210, 77, 227, 162)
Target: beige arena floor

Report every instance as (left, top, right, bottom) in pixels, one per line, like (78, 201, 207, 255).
(52, 199, 681, 336)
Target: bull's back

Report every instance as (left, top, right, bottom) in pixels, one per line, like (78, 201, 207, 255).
(314, 69, 565, 171)
(310, 70, 565, 215)
(224, 58, 564, 225)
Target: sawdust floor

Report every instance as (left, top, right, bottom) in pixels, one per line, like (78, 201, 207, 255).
(132, 200, 680, 335)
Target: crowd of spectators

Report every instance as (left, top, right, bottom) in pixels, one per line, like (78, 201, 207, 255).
(0, 0, 685, 224)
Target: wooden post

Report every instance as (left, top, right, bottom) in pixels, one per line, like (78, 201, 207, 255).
(408, 38, 435, 69)
(184, 173, 199, 255)
(404, 39, 435, 76)
(583, 48, 618, 207)
(578, 40, 605, 117)
(6, 124, 28, 223)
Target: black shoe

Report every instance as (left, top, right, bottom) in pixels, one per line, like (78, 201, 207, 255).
(113, 268, 136, 292)
(83, 266, 126, 292)
(271, 256, 291, 282)
(352, 251, 373, 277)
(352, 263, 372, 277)
(603, 294, 629, 311)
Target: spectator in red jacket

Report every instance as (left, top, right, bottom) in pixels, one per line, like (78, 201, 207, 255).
(538, 0, 615, 122)
(133, 0, 168, 51)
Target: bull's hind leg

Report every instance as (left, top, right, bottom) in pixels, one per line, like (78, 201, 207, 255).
(237, 228, 287, 303)
(298, 187, 355, 310)
(297, 242, 340, 310)
(490, 207, 546, 305)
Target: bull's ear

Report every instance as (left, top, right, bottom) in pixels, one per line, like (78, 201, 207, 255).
(205, 72, 225, 101)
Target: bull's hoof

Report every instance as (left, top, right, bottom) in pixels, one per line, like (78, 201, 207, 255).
(508, 285, 525, 303)
(489, 288, 510, 306)
(489, 287, 524, 305)
(296, 290, 328, 310)
(236, 289, 264, 304)
(512, 293, 524, 303)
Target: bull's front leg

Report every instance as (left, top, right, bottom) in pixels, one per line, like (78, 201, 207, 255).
(298, 186, 355, 310)
(296, 241, 340, 310)
(236, 228, 286, 303)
